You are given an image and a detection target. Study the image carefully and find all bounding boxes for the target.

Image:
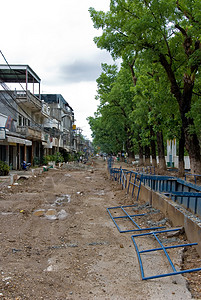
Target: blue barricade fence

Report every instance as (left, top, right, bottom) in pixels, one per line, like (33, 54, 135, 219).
(131, 228, 201, 280)
(107, 160, 201, 217)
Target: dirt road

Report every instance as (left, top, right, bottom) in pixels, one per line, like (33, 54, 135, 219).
(0, 158, 199, 299)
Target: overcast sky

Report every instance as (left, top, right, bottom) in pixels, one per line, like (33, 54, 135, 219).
(0, 0, 115, 139)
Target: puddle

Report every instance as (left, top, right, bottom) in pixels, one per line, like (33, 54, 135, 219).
(33, 208, 68, 220)
(45, 209, 68, 220)
(52, 194, 71, 206)
(1, 212, 13, 215)
(45, 214, 57, 220)
(45, 209, 57, 220)
(48, 242, 78, 250)
(33, 209, 46, 217)
(76, 191, 83, 195)
(95, 190, 105, 196)
(57, 209, 68, 220)
(87, 241, 109, 246)
(44, 258, 58, 272)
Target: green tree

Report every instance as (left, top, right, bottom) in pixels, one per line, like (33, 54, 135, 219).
(89, 0, 201, 173)
(88, 63, 136, 157)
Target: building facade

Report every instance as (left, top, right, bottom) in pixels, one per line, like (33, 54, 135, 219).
(0, 64, 93, 170)
(40, 94, 75, 155)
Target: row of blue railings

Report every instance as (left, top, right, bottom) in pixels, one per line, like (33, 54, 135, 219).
(107, 159, 201, 218)
(107, 159, 201, 280)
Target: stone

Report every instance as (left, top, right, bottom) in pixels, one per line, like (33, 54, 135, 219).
(58, 209, 68, 220)
(33, 209, 46, 217)
(46, 209, 57, 216)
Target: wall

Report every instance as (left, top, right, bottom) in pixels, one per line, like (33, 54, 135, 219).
(138, 183, 201, 256)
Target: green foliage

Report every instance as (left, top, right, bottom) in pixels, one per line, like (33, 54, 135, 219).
(43, 155, 53, 165)
(62, 152, 72, 162)
(88, 63, 136, 155)
(89, 0, 201, 164)
(43, 152, 64, 165)
(0, 161, 9, 176)
(54, 152, 64, 163)
(72, 151, 84, 162)
(33, 157, 40, 166)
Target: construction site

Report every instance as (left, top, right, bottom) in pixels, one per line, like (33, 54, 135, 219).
(0, 157, 201, 299)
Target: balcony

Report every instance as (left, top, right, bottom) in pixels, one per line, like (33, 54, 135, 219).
(16, 125, 42, 140)
(15, 90, 42, 112)
(44, 118, 59, 130)
(41, 102, 50, 118)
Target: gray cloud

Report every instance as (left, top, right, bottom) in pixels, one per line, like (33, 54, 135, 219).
(59, 59, 102, 83)
(58, 51, 117, 83)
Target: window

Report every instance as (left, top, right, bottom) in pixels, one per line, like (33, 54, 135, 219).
(19, 115, 22, 126)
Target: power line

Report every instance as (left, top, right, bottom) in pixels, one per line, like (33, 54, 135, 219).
(0, 50, 41, 109)
(0, 51, 57, 135)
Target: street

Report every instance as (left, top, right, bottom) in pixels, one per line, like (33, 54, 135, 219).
(0, 159, 198, 299)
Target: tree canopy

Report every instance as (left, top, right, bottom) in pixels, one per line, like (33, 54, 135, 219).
(89, 0, 201, 172)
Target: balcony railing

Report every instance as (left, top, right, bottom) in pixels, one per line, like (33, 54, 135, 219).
(42, 103, 50, 116)
(16, 125, 42, 140)
(15, 90, 42, 111)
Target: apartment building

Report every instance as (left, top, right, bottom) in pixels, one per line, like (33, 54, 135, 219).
(0, 64, 50, 169)
(0, 64, 93, 170)
(40, 93, 75, 155)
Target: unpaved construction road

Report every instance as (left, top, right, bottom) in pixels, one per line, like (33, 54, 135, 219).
(0, 158, 201, 299)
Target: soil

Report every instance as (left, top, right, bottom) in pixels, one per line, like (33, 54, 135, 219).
(0, 158, 201, 299)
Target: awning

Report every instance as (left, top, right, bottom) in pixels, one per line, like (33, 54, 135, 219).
(0, 64, 41, 83)
(7, 136, 32, 146)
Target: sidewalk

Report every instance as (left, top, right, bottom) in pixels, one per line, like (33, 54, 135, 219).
(0, 167, 43, 188)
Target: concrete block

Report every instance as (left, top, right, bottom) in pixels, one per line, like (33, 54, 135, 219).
(139, 184, 152, 204)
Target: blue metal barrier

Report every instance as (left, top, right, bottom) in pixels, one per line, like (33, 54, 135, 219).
(127, 171, 142, 201)
(107, 157, 113, 170)
(107, 162, 201, 280)
(165, 191, 201, 215)
(185, 173, 201, 184)
(107, 205, 165, 233)
(141, 175, 176, 193)
(107, 163, 201, 217)
(127, 171, 137, 195)
(119, 168, 129, 190)
(144, 166, 155, 174)
(136, 166, 155, 175)
(131, 228, 201, 280)
(110, 167, 121, 181)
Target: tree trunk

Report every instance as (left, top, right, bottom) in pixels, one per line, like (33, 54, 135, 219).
(185, 132, 201, 174)
(126, 135, 135, 160)
(156, 131, 166, 171)
(139, 143, 144, 166)
(159, 52, 201, 174)
(182, 116, 201, 174)
(178, 127, 185, 177)
(128, 150, 135, 159)
(150, 126, 157, 167)
(179, 95, 201, 174)
(144, 145, 150, 166)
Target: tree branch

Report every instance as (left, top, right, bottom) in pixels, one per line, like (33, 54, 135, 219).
(159, 53, 182, 103)
(176, 1, 200, 24)
(175, 24, 187, 37)
(192, 91, 201, 97)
